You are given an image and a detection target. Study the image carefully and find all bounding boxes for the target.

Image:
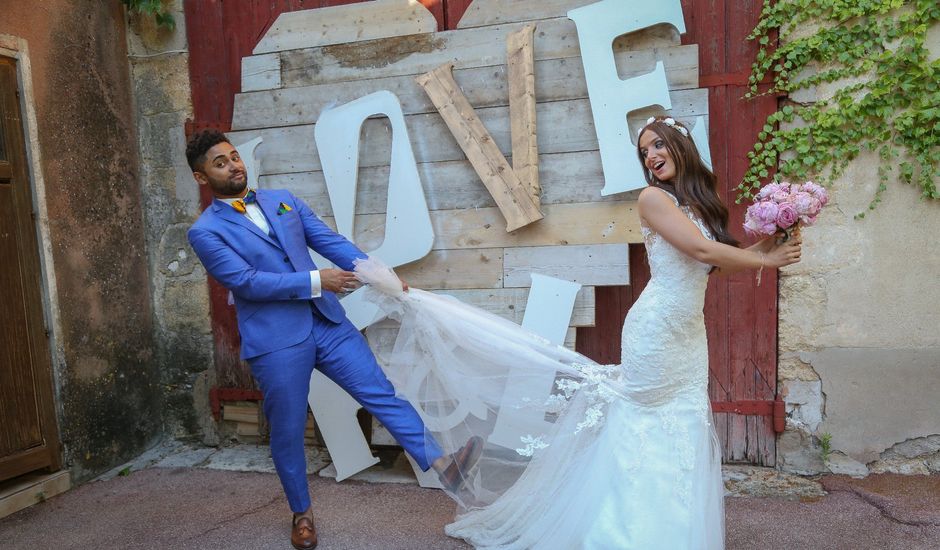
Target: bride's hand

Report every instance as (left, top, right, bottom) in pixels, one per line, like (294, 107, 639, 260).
(764, 235, 802, 268)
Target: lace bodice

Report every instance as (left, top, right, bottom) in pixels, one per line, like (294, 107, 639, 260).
(619, 188, 715, 406)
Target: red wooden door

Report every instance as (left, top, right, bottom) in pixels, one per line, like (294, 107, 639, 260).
(577, 0, 781, 465)
(185, 1, 780, 464)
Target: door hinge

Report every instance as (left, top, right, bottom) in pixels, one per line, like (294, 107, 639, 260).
(710, 398, 787, 433)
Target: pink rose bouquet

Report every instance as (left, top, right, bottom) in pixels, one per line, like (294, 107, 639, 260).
(744, 181, 828, 241)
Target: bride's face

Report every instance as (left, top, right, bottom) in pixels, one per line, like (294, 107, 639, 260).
(639, 130, 676, 182)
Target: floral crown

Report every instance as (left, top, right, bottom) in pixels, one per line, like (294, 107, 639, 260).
(639, 116, 689, 138)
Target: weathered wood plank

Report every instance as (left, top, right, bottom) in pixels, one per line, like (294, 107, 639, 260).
(416, 63, 542, 232)
(252, 0, 438, 55)
(457, 0, 596, 29)
(507, 25, 540, 203)
(241, 53, 281, 92)
(231, 94, 709, 174)
(260, 150, 634, 217)
(232, 44, 698, 128)
(436, 286, 595, 326)
(314, 200, 642, 251)
(395, 248, 504, 290)
(503, 244, 629, 288)
(564, 327, 577, 350)
(241, 17, 682, 92)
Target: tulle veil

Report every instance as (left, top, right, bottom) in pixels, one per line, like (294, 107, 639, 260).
(353, 257, 626, 510)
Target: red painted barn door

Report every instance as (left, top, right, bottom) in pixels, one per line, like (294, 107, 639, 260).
(577, 0, 781, 465)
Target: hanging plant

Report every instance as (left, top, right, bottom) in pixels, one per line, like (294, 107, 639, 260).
(741, 0, 939, 218)
(122, 0, 176, 31)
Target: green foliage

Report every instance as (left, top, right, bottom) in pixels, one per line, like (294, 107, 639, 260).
(819, 432, 833, 463)
(122, 0, 176, 31)
(741, 0, 940, 217)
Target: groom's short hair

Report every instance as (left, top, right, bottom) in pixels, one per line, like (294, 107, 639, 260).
(186, 129, 231, 171)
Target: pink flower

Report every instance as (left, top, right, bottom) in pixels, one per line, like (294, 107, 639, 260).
(756, 182, 786, 201)
(775, 202, 799, 229)
(801, 181, 829, 206)
(792, 191, 821, 220)
(744, 200, 779, 236)
(771, 189, 792, 203)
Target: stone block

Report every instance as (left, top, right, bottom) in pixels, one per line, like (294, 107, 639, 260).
(777, 428, 826, 475)
(781, 379, 823, 431)
(826, 452, 869, 478)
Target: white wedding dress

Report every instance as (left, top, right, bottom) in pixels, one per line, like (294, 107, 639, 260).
(355, 190, 724, 549)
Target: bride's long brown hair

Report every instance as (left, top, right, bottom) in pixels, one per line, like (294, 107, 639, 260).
(636, 118, 739, 247)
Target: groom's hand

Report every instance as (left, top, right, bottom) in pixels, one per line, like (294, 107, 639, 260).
(320, 268, 360, 294)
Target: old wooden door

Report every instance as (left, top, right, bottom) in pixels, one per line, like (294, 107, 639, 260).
(0, 56, 61, 482)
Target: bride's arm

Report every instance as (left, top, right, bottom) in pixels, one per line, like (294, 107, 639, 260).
(637, 187, 801, 272)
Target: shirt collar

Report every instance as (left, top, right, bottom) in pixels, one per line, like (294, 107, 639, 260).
(217, 189, 255, 208)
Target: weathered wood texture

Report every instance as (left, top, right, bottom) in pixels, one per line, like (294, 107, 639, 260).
(457, 0, 597, 28)
(506, 25, 540, 203)
(415, 63, 542, 231)
(252, 0, 439, 55)
(233, 44, 699, 128)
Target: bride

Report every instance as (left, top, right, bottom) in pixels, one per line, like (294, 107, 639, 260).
(354, 116, 803, 549)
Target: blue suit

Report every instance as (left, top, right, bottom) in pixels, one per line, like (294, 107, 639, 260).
(189, 189, 442, 512)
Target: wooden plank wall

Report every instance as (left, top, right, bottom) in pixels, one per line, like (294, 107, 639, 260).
(227, 3, 708, 367)
(186, 0, 780, 466)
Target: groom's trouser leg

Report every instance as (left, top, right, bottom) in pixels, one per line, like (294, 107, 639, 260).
(248, 333, 317, 513)
(315, 316, 444, 471)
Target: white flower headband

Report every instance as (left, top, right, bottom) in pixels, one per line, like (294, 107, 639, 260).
(639, 116, 689, 137)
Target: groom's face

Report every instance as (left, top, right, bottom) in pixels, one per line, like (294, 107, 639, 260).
(194, 142, 248, 197)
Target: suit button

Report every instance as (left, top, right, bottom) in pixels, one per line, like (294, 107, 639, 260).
(284, 257, 290, 263)
(290, 293, 298, 299)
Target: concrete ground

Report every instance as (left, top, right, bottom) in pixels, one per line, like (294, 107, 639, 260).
(2, 443, 938, 549)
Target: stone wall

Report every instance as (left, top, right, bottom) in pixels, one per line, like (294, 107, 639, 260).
(776, 21, 940, 476)
(0, 0, 162, 481)
(125, 1, 217, 445)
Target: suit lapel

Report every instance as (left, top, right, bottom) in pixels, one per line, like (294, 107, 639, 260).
(212, 198, 279, 248)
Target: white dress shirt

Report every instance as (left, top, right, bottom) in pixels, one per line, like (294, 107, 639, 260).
(219, 194, 322, 298)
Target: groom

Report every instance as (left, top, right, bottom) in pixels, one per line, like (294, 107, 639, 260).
(185, 130, 481, 549)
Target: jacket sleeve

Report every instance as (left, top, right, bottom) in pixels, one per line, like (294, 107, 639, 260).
(291, 192, 367, 271)
(188, 226, 313, 302)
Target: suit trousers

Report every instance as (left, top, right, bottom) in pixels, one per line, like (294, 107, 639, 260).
(248, 310, 444, 513)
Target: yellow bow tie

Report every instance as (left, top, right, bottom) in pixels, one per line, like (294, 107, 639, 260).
(232, 189, 257, 214)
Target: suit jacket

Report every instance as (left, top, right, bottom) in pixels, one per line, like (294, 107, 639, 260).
(188, 188, 365, 359)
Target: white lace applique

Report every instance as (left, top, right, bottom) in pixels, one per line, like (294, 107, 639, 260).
(516, 435, 549, 457)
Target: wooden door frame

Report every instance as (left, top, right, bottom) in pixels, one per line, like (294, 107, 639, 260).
(0, 36, 63, 480)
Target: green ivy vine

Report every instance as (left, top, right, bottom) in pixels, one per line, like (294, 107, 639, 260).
(122, 0, 176, 31)
(741, 0, 940, 217)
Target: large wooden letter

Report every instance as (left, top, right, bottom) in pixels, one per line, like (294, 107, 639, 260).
(507, 25, 540, 205)
(416, 63, 543, 232)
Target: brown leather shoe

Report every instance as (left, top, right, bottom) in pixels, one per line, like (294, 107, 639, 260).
(438, 435, 484, 492)
(291, 514, 318, 550)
